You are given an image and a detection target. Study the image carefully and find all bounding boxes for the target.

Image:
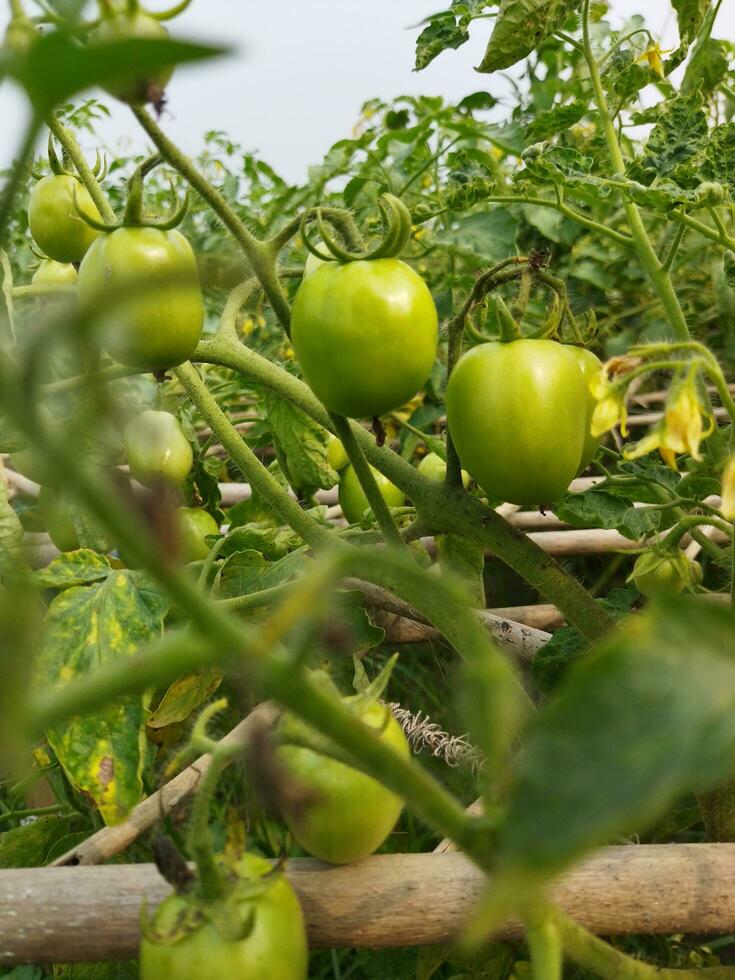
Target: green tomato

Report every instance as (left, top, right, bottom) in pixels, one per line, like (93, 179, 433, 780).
(78, 227, 204, 371)
(291, 258, 438, 418)
(446, 339, 587, 506)
(38, 487, 79, 552)
(276, 699, 409, 864)
(28, 175, 101, 264)
(32, 259, 78, 287)
(566, 345, 603, 472)
(10, 447, 49, 486)
(303, 250, 327, 278)
(326, 434, 349, 472)
(630, 553, 698, 598)
(91, 12, 174, 105)
(178, 506, 220, 563)
(124, 410, 193, 487)
(338, 464, 405, 524)
(140, 853, 308, 980)
(417, 451, 470, 487)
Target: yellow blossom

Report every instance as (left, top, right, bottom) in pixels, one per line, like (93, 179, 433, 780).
(591, 391, 628, 438)
(722, 456, 735, 520)
(663, 383, 708, 459)
(636, 43, 671, 79)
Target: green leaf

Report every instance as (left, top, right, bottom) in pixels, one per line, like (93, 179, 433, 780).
(640, 89, 709, 178)
(32, 550, 111, 590)
(1, 966, 44, 980)
(221, 524, 299, 562)
(2, 30, 229, 113)
(53, 963, 139, 979)
(36, 571, 167, 825)
(415, 2, 492, 72)
(531, 589, 637, 693)
(667, 0, 711, 71)
(433, 208, 518, 262)
(0, 476, 24, 583)
(0, 815, 80, 868)
(261, 390, 337, 493)
(334, 590, 385, 653)
(525, 100, 588, 143)
(217, 548, 308, 600)
(497, 602, 735, 889)
(554, 489, 663, 540)
(478, 0, 574, 73)
(683, 38, 730, 96)
(568, 260, 614, 291)
(702, 123, 735, 196)
(147, 668, 223, 730)
(603, 49, 652, 100)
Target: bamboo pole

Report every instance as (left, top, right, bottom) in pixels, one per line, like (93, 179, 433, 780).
(2, 846, 735, 964)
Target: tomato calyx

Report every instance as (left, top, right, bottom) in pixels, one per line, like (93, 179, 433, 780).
(143, 853, 290, 947)
(74, 153, 189, 234)
(300, 192, 412, 263)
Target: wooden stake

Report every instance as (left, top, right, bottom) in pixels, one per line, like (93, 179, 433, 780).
(2, 846, 735, 964)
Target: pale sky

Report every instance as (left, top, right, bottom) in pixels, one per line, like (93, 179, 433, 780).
(0, 0, 729, 183)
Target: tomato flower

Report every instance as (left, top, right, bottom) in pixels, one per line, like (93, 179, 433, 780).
(662, 380, 713, 460)
(623, 377, 714, 471)
(636, 43, 671, 78)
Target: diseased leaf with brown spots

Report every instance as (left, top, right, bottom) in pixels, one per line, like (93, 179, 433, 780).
(36, 571, 167, 825)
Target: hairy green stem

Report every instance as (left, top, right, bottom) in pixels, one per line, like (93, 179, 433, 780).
(47, 117, 116, 224)
(174, 362, 333, 551)
(581, 0, 691, 343)
(132, 107, 293, 332)
(330, 412, 406, 548)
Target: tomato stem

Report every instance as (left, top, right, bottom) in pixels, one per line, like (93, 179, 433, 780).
(47, 116, 117, 224)
(580, 0, 692, 343)
(175, 362, 334, 553)
(329, 412, 407, 550)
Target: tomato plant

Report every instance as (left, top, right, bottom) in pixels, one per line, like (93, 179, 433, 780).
(124, 410, 193, 487)
(338, 463, 405, 524)
(2, 1, 735, 978)
(291, 258, 438, 419)
(446, 340, 588, 505)
(276, 697, 410, 864)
